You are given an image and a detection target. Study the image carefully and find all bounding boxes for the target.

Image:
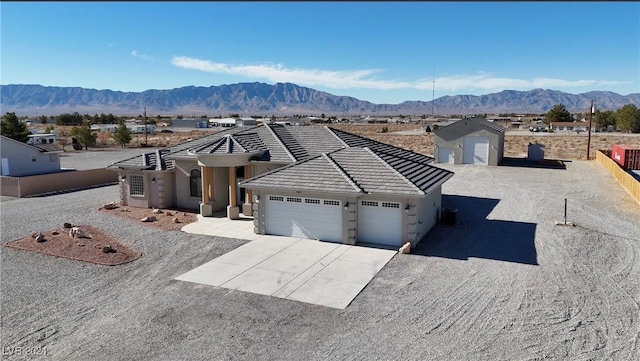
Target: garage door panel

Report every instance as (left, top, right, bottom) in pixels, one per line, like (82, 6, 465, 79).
(438, 148, 455, 164)
(463, 136, 489, 164)
(358, 201, 402, 246)
(266, 196, 342, 242)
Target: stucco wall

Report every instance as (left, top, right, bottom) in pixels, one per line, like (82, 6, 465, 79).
(412, 186, 442, 247)
(1, 138, 61, 176)
(1, 169, 117, 197)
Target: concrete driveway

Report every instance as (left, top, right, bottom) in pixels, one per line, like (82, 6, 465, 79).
(178, 214, 396, 309)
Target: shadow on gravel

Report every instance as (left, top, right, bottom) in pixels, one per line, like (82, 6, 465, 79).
(413, 195, 538, 265)
(499, 156, 567, 170)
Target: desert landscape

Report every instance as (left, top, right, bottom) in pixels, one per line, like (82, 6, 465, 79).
(36, 123, 640, 161)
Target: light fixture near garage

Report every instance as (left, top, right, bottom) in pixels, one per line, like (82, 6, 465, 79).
(344, 201, 349, 210)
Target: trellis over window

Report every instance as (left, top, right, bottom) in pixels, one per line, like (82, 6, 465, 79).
(190, 169, 202, 197)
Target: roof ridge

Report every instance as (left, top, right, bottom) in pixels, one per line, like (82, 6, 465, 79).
(363, 147, 425, 195)
(324, 126, 350, 147)
(264, 124, 297, 162)
(226, 134, 248, 154)
(322, 151, 364, 194)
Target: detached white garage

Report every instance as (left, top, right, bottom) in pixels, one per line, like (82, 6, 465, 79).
(434, 117, 505, 166)
(265, 195, 343, 242)
(357, 200, 402, 246)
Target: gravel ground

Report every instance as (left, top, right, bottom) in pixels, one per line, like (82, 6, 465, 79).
(1, 161, 639, 360)
(59, 148, 162, 171)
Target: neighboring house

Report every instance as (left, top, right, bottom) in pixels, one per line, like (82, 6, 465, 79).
(434, 117, 505, 165)
(1, 135, 62, 176)
(550, 122, 595, 133)
(107, 124, 454, 248)
(26, 133, 58, 145)
(173, 118, 211, 129)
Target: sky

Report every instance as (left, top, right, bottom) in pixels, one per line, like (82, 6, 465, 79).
(1, 2, 639, 104)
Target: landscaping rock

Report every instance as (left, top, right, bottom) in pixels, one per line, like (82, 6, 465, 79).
(102, 245, 116, 253)
(173, 217, 180, 224)
(69, 227, 89, 239)
(51, 230, 59, 235)
(165, 211, 173, 216)
(100, 202, 118, 210)
(140, 216, 157, 222)
(63, 222, 72, 229)
(152, 208, 163, 214)
(35, 235, 46, 243)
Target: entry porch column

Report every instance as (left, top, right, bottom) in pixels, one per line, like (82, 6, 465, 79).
(242, 165, 253, 216)
(200, 166, 215, 216)
(227, 166, 240, 219)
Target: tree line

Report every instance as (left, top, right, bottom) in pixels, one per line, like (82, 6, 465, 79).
(544, 103, 640, 133)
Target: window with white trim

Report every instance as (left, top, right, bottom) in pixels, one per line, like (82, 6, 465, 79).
(305, 198, 321, 204)
(324, 200, 340, 206)
(129, 175, 144, 196)
(269, 196, 284, 201)
(361, 200, 378, 207)
(286, 197, 302, 203)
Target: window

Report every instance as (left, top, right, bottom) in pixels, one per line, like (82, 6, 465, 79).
(269, 196, 284, 201)
(190, 169, 201, 197)
(324, 200, 340, 206)
(382, 202, 400, 208)
(31, 155, 36, 162)
(305, 198, 321, 204)
(129, 175, 144, 196)
(286, 197, 302, 203)
(361, 200, 378, 207)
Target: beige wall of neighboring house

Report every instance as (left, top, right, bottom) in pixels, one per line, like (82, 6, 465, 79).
(1, 136, 61, 176)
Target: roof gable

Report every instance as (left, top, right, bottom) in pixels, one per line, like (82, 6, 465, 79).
(436, 117, 505, 134)
(242, 147, 453, 196)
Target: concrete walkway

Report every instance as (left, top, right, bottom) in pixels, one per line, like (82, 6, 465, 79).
(177, 214, 396, 309)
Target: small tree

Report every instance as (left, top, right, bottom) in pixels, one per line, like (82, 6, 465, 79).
(544, 104, 572, 125)
(57, 128, 70, 152)
(595, 109, 616, 131)
(70, 121, 97, 150)
(616, 104, 640, 133)
(97, 131, 111, 147)
(113, 120, 132, 148)
(1, 112, 30, 142)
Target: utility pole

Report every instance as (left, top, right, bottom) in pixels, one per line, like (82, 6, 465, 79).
(144, 107, 148, 146)
(432, 67, 436, 118)
(586, 99, 594, 160)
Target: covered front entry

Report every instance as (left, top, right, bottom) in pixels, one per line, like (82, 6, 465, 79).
(357, 200, 402, 247)
(463, 136, 489, 164)
(437, 148, 455, 164)
(265, 195, 343, 242)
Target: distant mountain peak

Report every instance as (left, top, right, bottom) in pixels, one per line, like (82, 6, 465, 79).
(1, 83, 638, 116)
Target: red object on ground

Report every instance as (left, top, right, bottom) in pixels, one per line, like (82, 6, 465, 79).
(612, 144, 640, 170)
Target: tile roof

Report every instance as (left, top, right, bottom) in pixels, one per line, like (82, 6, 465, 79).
(241, 147, 453, 196)
(106, 123, 445, 193)
(438, 117, 506, 134)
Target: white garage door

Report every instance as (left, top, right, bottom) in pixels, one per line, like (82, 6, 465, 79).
(463, 136, 489, 164)
(437, 148, 455, 164)
(265, 195, 342, 242)
(358, 200, 403, 247)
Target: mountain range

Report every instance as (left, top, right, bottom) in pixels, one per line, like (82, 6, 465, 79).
(1, 83, 639, 116)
